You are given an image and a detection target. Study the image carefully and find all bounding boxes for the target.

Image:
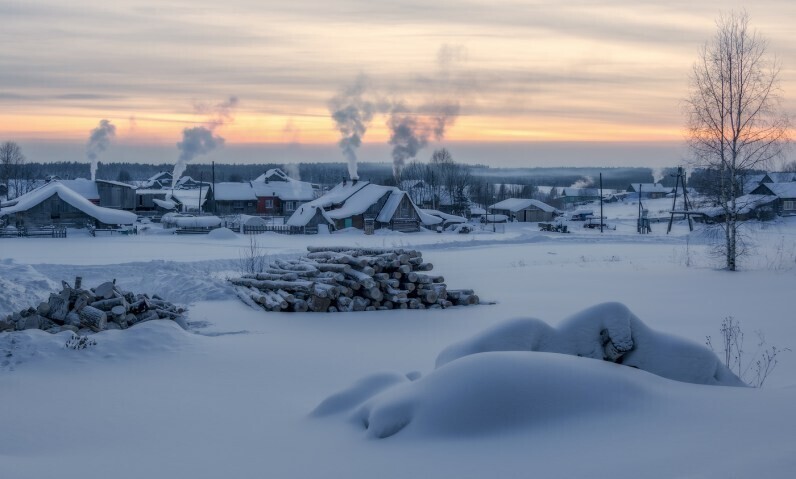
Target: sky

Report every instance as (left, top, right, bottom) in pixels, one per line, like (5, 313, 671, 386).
(1, 0, 795, 168)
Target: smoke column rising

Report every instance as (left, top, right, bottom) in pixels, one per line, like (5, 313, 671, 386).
(173, 96, 238, 186)
(329, 77, 373, 180)
(86, 119, 116, 181)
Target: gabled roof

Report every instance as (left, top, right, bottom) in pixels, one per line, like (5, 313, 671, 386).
(286, 181, 441, 227)
(286, 204, 334, 227)
(214, 182, 257, 201)
(697, 194, 778, 218)
(489, 198, 557, 213)
(752, 182, 796, 199)
(251, 169, 315, 201)
(59, 179, 100, 200)
(0, 181, 136, 225)
(767, 172, 796, 183)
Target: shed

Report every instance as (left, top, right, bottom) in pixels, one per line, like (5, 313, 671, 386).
(488, 198, 559, 222)
(750, 183, 796, 216)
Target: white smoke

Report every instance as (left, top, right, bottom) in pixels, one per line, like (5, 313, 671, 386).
(283, 163, 301, 181)
(650, 167, 665, 184)
(86, 119, 116, 181)
(329, 75, 373, 180)
(173, 96, 238, 187)
(570, 176, 594, 189)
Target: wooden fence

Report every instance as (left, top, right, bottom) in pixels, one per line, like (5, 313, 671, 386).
(242, 224, 308, 235)
(0, 226, 67, 238)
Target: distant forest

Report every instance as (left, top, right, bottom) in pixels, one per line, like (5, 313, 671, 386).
(25, 161, 674, 189)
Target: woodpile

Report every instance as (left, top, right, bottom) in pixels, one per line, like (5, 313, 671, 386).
(229, 247, 480, 313)
(0, 277, 186, 334)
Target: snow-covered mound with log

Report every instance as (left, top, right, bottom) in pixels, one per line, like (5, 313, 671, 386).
(314, 302, 745, 439)
(437, 302, 745, 386)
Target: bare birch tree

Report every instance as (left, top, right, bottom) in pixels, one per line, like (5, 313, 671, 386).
(685, 11, 790, 270)
(0, 141, 27, 200)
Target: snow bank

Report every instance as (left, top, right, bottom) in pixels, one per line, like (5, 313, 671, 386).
(346, 352, 653, 438)
(436, 302, 745, 387)
(0, 260, 58, 315)
(207, 227, 238, 240)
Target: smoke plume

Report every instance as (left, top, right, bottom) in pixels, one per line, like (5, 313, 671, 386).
(173, 96, 238, 186)
(387, 101, 460, 180)
(86, 119, 116, 181)
(570, 176, 594, 189)
(650, 167, 665, 184)
(329, 76, 373, 180)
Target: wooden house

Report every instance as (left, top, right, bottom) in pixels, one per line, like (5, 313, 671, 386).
(286, 180, 441, 233)
(559, 187, 601, 204)
(750, 183, 796, 216)
(0, 181, 136, 229)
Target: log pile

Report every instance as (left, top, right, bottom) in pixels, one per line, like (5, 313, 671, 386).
(229, 247, 480, 313)
(0, 277, 186, 334)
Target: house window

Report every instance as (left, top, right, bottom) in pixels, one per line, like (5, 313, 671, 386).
(284, 201, 296, 211)
(265, 199, 274, 208)
(784, 200, 795, 211)
(233, 201, 244, 210)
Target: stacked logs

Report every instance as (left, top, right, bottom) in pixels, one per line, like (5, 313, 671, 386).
(0, 277, 186, 334)
(229, 246, 479, 313)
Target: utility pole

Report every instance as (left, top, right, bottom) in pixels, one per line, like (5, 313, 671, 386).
(198, 172, 203, 214)
(599, 172, 604, 233)
(211, 161, 216, 214)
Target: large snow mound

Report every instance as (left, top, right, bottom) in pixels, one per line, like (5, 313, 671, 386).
(436, 302, 745, 387)
(207, 227, 238, 240)
(0, 260, 58, 315)
(335, 352, 654, 439)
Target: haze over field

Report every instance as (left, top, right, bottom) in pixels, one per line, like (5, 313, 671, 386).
(2, 0, 795, 166)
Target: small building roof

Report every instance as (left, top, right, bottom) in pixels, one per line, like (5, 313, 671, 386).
(214, 182, 257, 201)
(0, 182, 136, 225)
(489, 198, 557, 213)
(561, 187, 601, 197)
(59, 179, 100, 200)
(627, 183, 672, 194)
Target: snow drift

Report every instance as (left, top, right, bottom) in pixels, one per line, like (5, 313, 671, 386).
(314, 302, 745, 439)
(436, 302, 745, 387)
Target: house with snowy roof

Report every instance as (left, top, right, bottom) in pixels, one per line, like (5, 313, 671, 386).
(0, 181, 137, 229)
(626, 183, 673, 199)
(210, 169, 316, 216)
(559, 187, 601, 204)
(286, 179, 441, 233)
(750, 182, 796, 216)
(488, 198, 560, 222)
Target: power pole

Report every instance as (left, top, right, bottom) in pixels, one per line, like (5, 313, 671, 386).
(599, 172, 604, 233)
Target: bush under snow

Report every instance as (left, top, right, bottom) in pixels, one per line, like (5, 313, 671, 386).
(314, 302, 746, 439)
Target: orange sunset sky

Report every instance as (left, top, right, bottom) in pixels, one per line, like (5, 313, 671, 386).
(1, 0, 794, 166)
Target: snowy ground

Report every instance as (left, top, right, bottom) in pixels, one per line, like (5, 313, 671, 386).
(2, 210, 796, 478)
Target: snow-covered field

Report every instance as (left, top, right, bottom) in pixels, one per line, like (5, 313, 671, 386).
(2, 208, 796, 478)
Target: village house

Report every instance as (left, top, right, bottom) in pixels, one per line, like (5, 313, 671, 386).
(559, 187, 601, 205)
(750, 182, 796, 216)
(488, 198, 559, 222)
(626, 183, 673, 199)
(0, 181, 137, 229)
(210, 168, 316, 216)
(287, 179, 441, 233)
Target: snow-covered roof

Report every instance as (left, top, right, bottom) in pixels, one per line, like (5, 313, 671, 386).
(251, 175, 315, 201)
(95, 179, 135, 189)
(755, 182, 796, 199)
(697, 194, 778, 217)
(0, 181, 136, 225)
(152, 198, 176, 210)
(470, 206, 486, 215)
(627, 183, 672, 194)
(214, 182, 257, 201)
(169, 189, 208, 207)
(422, 209, 467, 223)
(767, 172, 796, 183)
(59, 179, 99, 200)
(286, 205, 333, 227)
(489, 198, 557, 213)
(254, 168, 291, 183)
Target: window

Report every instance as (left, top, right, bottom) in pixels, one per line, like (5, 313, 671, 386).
(265, 199, 274, 208)
(784, 200, 795, 211)
(233, 201, 243, 210)
(284, 201, 296, 211)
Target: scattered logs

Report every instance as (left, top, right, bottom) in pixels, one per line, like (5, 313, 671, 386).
(0, 277, 186, 334)
(229, 247, 480, 313)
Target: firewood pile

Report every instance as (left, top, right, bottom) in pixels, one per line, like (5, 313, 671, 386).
(0, 277, 186, 334)
(229, 246, 479, 313)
